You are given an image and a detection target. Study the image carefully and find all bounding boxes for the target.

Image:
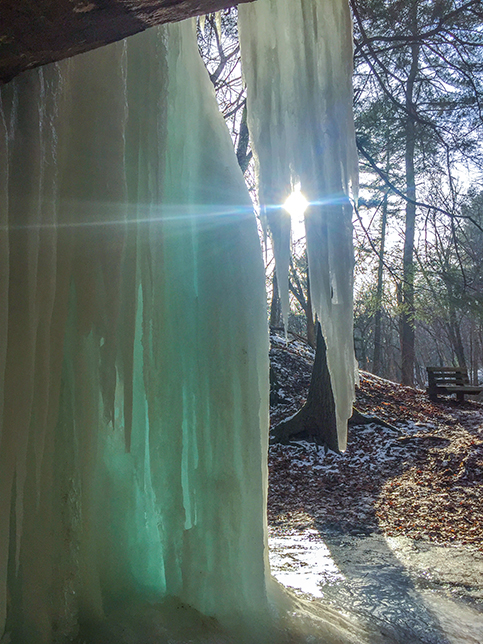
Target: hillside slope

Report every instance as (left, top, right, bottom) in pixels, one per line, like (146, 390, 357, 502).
(269, 334, 483, 550)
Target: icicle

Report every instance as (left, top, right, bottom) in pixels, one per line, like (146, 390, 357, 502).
(239, 0, 358, 449)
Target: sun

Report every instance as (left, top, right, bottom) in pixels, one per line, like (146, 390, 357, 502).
(283, 183, 309, 223)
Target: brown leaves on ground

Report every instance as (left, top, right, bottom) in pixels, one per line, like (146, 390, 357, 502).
(375, 422, 483, 546)
(268, 336, 483, 550)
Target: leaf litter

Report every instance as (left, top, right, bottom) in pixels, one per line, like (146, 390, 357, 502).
(268, 333, 483, 551)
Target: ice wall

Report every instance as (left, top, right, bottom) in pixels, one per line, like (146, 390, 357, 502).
(0, 21, 270, 642)
(0, 3, 361, 642)
(239, 0, 358, 450)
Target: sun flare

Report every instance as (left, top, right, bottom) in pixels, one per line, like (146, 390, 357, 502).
(283, 184, 309, 222)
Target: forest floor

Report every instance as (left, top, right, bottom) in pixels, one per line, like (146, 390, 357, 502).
(268, 333, 483, 551)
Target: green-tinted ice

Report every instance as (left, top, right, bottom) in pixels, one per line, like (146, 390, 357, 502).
(0, 4, 361, 643)
(0, 22, 269, 642)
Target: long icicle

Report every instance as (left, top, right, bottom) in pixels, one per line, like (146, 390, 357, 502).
(239, 0, 358, 449)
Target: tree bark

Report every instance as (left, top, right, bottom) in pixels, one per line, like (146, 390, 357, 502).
(271, 322, 339, 452)
(236, 104, 252, 174)
(270, 269, 282, 329)
(400, 3, 419, 386)
(287, 252, 316, 348)
(349, 408, 400, 433)
(373, 191, 388, 376)
(448, 302, 467, 369)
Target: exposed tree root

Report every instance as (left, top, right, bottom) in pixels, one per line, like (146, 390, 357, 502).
(349, 408, 402, 433)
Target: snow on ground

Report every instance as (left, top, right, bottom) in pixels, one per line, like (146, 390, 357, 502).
(268, 333, 483, 548)
(268, 333, 483, 642)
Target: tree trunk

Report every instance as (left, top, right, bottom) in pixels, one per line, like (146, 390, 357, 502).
(236, 104, 252, 174)
(373, 191, 388, 376)
(270, 269, 283, 329)
(287, 251, 316, 347)
(400, 4, 419, 386)
(448, 304, 467, 369)
(306, 267, 316, 349)
(271, 322, 339, 452)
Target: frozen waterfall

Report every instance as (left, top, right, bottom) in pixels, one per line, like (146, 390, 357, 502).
(0, 2, 358, 643)
(239, 0, 358, 450)
(0, 22, 269, 642)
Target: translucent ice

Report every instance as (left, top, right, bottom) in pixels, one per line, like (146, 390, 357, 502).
(239, 0, 358, 449)
(0, 22, 269, 642)
(0, 4, 360, 643)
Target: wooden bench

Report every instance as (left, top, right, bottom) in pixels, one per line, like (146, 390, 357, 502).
(426, 367, 482, 402)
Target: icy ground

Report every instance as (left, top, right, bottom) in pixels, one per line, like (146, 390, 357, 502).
(269, 530, 483, 644)
(268, 333, 483, 643)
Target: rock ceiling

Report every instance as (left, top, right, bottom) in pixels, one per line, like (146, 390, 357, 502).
(0, 0, 252, 84)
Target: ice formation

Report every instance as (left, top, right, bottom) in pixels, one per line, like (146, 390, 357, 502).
(0, 21, 271, 643)
(0, 2, 358, 643)
(239, 0, 358, 450)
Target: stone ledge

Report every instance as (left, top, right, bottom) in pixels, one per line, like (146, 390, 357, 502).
(0, 0, 251, 84)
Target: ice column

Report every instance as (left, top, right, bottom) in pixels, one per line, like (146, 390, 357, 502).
(239, 0, 358, 450)
(0, 21, 269, 642)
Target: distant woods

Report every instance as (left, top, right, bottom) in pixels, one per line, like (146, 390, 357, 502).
(351, 0, 483, 387)
(198, 1, 483, 389)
